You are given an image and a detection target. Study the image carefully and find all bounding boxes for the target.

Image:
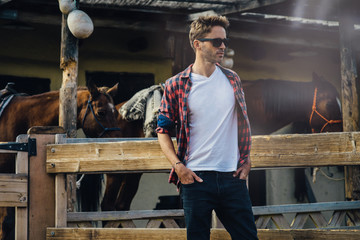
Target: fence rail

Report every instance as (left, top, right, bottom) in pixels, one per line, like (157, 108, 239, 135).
(13, 131, 356, 240)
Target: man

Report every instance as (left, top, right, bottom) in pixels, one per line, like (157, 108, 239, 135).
(156, 15, 258, 240)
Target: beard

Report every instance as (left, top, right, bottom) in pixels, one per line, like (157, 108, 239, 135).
(202, 47, 224, 64)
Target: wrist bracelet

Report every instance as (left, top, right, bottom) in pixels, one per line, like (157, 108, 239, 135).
(175, 161, 183, 167)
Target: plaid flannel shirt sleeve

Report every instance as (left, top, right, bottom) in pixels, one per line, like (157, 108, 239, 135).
(233, 72, 252, 166)
(156, 79, 181, 186)
(156, 79, 178, 135)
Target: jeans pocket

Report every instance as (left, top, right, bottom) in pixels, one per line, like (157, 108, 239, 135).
(181, 181, 196, 187)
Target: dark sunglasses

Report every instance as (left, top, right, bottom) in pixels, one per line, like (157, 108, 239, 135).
(197, 38, 229, 47)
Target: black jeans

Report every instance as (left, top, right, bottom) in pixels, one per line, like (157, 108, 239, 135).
(181, 171, 258, 240)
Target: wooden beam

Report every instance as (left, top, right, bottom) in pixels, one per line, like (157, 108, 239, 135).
(59, 12, 78, 138)
(0, 0, 12, 5)
(339, 4, 360, 201)
(46, 132, 360, 174)
(188, 0, 288, 20)
(252, 201, 360, 215)
(67, 209, 184, 222)
(59, 3, 79, 214)
(46, 228, 360, 240)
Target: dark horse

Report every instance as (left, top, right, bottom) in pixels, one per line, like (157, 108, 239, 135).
(100, 101, 145, 215)
(244, 73, 342, 135)
(243, 73, 342, 206)
(0, 81, 122, 239)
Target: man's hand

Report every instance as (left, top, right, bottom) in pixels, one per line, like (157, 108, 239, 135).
(175, 163, 203, 184)
(233, 158, 251, 180)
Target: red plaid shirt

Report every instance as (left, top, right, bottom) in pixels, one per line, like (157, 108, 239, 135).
(156, 64, 251, 185)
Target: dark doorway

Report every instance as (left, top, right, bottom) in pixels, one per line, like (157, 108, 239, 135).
(0, 75, 50, 95)
(86, 71, 155, 104)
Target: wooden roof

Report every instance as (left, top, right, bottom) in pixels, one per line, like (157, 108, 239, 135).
(1, 0, 360, 50)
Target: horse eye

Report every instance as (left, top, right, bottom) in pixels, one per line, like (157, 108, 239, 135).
(97, 110, 106, 119)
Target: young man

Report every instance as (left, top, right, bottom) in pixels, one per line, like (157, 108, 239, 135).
(156, 15, 258, 240)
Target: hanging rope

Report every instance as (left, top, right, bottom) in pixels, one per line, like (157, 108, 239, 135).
(309, 88, 342, 133)
(312, 167, 344, 183)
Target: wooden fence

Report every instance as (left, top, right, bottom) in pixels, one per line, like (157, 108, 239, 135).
(0, 134, 30, 239)
(2, 129, 360, 239)
(43, 131, 360, 240)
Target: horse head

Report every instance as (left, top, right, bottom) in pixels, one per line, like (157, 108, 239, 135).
(77, 81, 122, 138)
(309, 73, 343, 133)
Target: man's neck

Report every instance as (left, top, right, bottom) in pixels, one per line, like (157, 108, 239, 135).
(192, 59, 216, 78)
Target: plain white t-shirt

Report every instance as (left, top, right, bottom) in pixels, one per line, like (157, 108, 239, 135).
(186, 66, 239, 171)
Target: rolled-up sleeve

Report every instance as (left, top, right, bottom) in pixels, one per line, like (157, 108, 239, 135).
(156, 80, 178, 134)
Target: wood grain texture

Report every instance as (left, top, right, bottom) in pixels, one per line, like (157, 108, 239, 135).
(45, 228, 360, 240)
(46, 132, 360, 174)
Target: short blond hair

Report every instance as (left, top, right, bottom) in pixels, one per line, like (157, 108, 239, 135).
(189, 15, 229, 51)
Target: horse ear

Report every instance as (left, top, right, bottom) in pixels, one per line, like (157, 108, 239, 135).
(87, 80, 100, 99)
(106, 83, 119, 100)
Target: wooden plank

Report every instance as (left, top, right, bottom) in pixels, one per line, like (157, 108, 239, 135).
(347, 210, 360, 226)
(250, 132, 360, 168)
(120, 220, 136, 228)
(46, 228, 360, 240)
(46, 140, 172, 173)
(291, 213, 309, 229)
(46, 132, 360, 173)
(55, 174, 67, 227)
(256, 216, 271, 229)
(56, 134, 77, 214)
(67, 209, 184, 222)
(0, 174, 27, 207)
(15, 134, 28, 240)
(271, 215, 290, 229)
(188, 0, 287, 20)
(104, 221, 121, 228)
(146, 219, 162, 228)
(28, 133, 59, 240)
(162, 219, 180, 228)
(329, 211, 347, 227)
(310, 212, 328, 228)
(0, 193, 27, 207)
(252, 201, 360, 215)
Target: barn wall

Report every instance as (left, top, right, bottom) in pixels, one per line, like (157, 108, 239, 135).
(0, 23, 173, 91)
(231, 39, 342, 92)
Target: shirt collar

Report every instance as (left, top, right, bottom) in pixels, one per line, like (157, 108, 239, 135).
(180, 63, 231, 79)
(179, 64, 193, 79)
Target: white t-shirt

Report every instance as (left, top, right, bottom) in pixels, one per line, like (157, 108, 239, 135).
(186, 66, 239, 172)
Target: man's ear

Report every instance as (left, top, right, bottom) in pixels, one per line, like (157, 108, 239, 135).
(193, 39, 200, 50)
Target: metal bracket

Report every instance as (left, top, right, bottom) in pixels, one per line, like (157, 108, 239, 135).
(0, 137, 37, 156)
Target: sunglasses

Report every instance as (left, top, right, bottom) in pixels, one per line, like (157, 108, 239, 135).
(197, 38, 229, 47)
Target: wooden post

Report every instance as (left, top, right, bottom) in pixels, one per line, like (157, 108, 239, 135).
(59, 10, 78, 139)
(28, 127, 65, 240)
(15, 134, 28, 240)
(59, 5, 79, 213)
(339, 3, 360, 200)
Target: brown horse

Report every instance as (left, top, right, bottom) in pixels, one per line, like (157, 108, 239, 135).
(101, 101, 145, 213)
(0, 81, 121, 239)
(97, 85, 160, 214)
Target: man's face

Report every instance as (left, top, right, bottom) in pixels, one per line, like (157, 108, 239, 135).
(197, 26, 227, 64)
